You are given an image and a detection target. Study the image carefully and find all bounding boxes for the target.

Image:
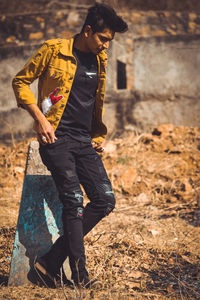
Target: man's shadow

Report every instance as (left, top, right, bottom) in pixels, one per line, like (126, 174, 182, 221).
(9, 174, 63, 286)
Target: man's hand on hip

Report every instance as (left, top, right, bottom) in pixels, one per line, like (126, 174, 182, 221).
(92, 140, 106, 153)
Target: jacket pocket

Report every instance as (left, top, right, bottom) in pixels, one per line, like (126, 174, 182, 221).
(46, 67, 65, 84)
(47, 68, 65, 80)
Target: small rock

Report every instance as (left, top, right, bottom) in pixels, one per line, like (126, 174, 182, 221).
(6, 36, 16, 43)
(137, 193, 149, 203)
(188, 21, 196, 32)
(59, 21, 67, 27)
(138, 26, 150, 37)
(125, 38, 133, 46)
(61, 30, 73, 39)
(40, 22, 45, 29)
(152, 30, 166, 36)
(176, 12, 182, 18)
(105, 142, 116, 153)
(36, 17, 44, 22)
(195, 25, 200, 34)
(166, 28, 177, 35)
(47, 28, 55, 35)
(55, 11, 63, 18)
(150, 229, 159, 236)
(23, 24, 33, 29)
(189, 13, 197, 21)
(132, 12, 142, 19)
(120, 167, 138, 193)
(152, 124, 174, 137)
(14, 167, 24, 174)
(181, 179, 192, 194)
(66, 11, 80, 26)
(163, 11, 170, 17)
(126, 281, 141, 289)
(29, 32, 44, 40)
(129, 270, 143, 279)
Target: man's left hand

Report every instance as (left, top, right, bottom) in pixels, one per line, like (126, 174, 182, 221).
(92, 140, 106, 153)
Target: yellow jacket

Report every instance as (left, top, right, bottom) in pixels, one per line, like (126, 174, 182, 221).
(12, 37, 108, 144)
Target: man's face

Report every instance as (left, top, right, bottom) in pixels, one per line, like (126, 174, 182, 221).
(85, 26, 115, 54)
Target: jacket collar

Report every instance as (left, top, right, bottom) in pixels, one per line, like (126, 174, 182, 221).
(59, 36, 76, 57)
(98, 49, 108, 62)
(59, 35, 108, 62)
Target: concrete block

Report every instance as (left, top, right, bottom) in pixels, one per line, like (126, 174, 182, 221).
(8, 141, 70, 286)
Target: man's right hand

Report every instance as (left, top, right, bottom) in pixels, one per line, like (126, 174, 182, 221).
(35, 118, 57, 145)
(23, 103, 57, 145)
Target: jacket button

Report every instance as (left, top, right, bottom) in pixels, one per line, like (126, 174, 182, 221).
(69, 76, 73, 80)
(61, 104, 65, 108)
(56, 117, 59, 121)
(66, 89, 69, 93)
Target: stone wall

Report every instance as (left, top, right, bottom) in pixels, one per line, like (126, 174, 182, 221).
(1, 0, 200, 14)
(0, 45, 40, 144)
(133, 35, 200, 96)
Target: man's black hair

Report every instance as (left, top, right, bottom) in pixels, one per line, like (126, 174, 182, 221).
(81, 2, 128, 34)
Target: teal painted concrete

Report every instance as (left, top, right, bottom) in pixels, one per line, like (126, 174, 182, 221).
(8, 175, 63, 286)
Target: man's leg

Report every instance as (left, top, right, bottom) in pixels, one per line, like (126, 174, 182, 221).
(77, 142, 116, 237)
(37, 138, 115, 285)
(37, 137, 88, 285)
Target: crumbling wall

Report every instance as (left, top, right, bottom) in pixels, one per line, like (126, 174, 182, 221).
(134, 35, 200, 97)
(1, 0, 200, 14)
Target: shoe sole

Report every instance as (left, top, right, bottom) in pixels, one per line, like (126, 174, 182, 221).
(34, 258, 74, 288)
(34, 260, 55, 283)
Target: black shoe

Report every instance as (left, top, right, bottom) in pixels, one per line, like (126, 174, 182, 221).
(34, 256, 73, 288)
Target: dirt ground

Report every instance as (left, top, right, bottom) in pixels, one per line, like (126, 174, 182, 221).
(0, 124, 200, 299)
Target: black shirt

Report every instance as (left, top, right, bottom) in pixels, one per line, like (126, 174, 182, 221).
(55, 47, 98, 142)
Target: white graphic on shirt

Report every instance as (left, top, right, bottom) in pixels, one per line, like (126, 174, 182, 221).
(85, 72, 97, 78)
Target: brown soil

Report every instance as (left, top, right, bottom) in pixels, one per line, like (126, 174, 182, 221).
(0, 125, 200, 299)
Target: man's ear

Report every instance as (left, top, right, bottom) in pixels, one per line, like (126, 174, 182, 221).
(84, 25, 92, 37)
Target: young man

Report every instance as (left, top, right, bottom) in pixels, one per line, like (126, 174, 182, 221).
(12, 3, 128, 288)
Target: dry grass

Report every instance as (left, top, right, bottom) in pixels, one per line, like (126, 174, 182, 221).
(0, 125, 200, 299)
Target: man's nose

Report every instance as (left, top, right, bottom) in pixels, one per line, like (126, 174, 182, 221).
(103, 41, 109, 49)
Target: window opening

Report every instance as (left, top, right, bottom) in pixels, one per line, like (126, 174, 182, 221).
(117, 60, 127, 89)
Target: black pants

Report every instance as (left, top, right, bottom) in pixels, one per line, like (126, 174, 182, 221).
(39, 135, 115, 282)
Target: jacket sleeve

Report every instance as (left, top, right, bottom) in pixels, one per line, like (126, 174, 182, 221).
(12, 43, 53, 108)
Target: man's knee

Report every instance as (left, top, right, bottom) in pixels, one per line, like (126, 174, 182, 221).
(99, 183, 116, 216)
(103, 182, 115, 204)
(61, 189, 84, 219)
(97, 181, 116, 216)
